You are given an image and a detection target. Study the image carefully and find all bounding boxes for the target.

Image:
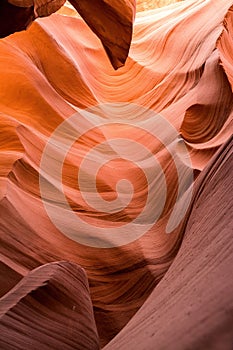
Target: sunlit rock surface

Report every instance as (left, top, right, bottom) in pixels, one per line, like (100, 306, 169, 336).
(0, 0, 233, 349)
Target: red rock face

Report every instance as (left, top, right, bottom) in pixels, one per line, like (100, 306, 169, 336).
(0, 1, 233, 349)
(0, 0, 136, 69)
(104, 135, 233, 350)
(0, 261, 100, 349)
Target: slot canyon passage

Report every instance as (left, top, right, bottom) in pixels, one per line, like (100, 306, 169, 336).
(0, 0, 233, 349)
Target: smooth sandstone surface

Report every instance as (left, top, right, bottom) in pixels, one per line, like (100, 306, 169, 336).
(0, 261, 100, 349)
(0, 0, 136, 69)
(0, 0, 233, 349)
(104, 135, 233, 349)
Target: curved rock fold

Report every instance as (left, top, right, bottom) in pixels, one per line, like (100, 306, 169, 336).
(0, 0, 233, 349)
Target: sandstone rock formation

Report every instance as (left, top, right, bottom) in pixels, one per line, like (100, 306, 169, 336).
(104, 135, 233, 349)
(0, 261, 100, 349)
(0, 0, 232, 349)
(0, 0, 136, 69)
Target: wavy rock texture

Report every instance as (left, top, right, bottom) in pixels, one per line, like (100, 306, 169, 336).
(0, 0, 233, 348)
(218, 5, 233, 93)
(104, 135, 233, 350)
(0, 261, 99, 349)
(0, 0, 136, 69)
(136, 0, 183, 11)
